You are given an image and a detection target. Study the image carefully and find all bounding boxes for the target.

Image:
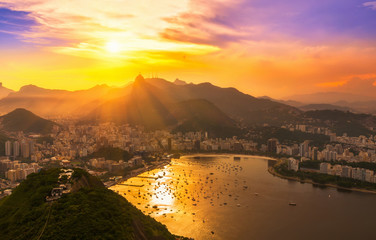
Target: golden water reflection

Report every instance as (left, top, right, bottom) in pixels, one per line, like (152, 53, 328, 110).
(110, 155, 248, 239)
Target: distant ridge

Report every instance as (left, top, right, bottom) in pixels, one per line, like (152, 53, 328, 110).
(0, 84, 113, 117)
(286, 92, 376, 104)
(0, 82, 14, 100)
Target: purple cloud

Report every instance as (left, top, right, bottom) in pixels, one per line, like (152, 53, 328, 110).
(364, 1, 376, 9)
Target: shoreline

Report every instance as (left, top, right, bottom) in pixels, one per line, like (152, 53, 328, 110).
(106, 160, 171, 188)
(107, 154, 376, 196)
(183, 153, 277, 161)
(109, 153, 276, 188)
(268, 166, 376, 195)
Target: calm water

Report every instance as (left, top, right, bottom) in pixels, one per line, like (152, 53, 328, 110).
(110, 155, 376, 240)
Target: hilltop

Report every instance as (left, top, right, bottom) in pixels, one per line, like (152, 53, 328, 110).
(0, 168, 178, 240)
(86, 77, 242, 137)
(0, 108, 58, 134)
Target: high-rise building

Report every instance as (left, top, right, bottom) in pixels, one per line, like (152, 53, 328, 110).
(194, 140, 201, 150)
(29, 140, 35, 155)
(312, 147, 318, 161)
(299, 140, 310, 157)
(21, 141, 30, 158)
(167, 138, 172, 151)
(267, 138, 278, 153)
(13, 141, 20, 157)
(5, 141, 12, 156)
(320, 162, 331, 174)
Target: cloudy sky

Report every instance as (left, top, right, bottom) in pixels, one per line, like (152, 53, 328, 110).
(0, 0, 376, 98)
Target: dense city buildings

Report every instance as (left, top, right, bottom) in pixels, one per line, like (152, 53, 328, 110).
(1, 121, 376, 197)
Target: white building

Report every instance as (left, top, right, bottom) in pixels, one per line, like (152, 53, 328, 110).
(288, 158, 299, 171)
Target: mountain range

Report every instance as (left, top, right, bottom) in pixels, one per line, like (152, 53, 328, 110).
(0, 76, 301, 125)
(0, 76, 375, 137)
(0, 75, 301, 136)
(281, 92, 376, 114)
(0, 84, 113, 117)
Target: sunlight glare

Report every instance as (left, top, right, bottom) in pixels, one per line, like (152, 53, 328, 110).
(105, 41, 121, 53)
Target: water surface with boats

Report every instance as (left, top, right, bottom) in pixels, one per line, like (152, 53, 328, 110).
(110, 155, 376, 240)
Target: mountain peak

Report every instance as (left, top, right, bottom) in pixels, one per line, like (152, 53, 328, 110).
(173, 78, 187, 85)
(135, 74, 145, 83)
(8, 108, 33, 114)
(19, 84, 46, 93)
(0, 108, 57, 134)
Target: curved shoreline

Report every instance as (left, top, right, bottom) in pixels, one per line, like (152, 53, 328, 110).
(268, 167, 376, 195)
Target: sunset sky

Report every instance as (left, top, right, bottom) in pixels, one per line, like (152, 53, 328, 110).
(1, 0, 376, 98)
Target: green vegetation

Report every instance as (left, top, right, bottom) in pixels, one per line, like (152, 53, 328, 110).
(36, 136, 54, 145)
(89, 146, 133, 161)
(300, 160, 376, 172)
(274, 161, 376, 191)
(0, 168, 177, 240)
(327, 160, 376, 172)
(299, 160, 321, 170)
(249, 126, 330, 147)
(172, 99, 242, 138)
(0, 108, 58, 134)
(304, 110, 376, 137)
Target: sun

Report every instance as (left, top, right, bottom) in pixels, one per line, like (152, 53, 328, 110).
(105, 41, 121, 53)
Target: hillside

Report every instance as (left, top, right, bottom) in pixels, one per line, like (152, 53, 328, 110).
(87, 76, 241, 137)
(304, 110, 376, 137)
(0, 168, 178, 240)
(0, 108, 58, 134)
(172, 99, 242, 137)
(143, 78, 301, 126)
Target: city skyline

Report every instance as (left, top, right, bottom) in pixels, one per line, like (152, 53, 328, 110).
(0, 0, 376, 98)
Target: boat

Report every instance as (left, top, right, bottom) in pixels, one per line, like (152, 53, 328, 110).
(289, 202, 297, 206)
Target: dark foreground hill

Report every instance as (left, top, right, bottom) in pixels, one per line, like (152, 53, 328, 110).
(0, 168, 179, 240)
(0, 108, 58, 134)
